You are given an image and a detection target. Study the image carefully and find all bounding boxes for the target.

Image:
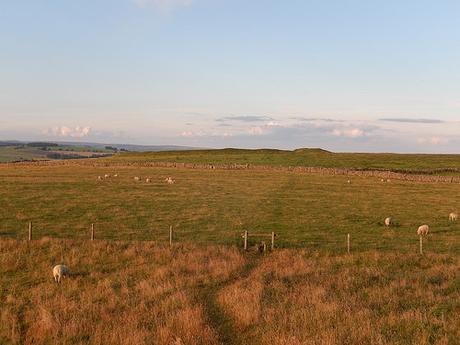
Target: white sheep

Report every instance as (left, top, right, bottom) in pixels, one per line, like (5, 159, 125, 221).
(417, 224, 429, 236)
(449, 212, 458, 221)
(165, 177, 175, 184)
(104, 174, 110, 179)
(134, 177, 140, 181)
(113, 174, 118, 178)
(384, 217, 392, 227)
(387, 179, 391, 183)
(380, 179, 385, 182)
(53, 264, 70, 283)
(347, 180, 351, 184)
(146, 178, 152, 183)
(97, 176, 103, 181)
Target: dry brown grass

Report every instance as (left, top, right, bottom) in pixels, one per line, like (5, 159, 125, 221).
(0, 239, 244, 345)
(219, 250, 460, 345)
(1, 240, 459, 345)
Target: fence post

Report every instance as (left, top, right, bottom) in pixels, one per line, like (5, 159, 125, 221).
(91, 223, 95, 241)
(28, 222, 32, 241)
(243, 231, 248, 251)
(271, 232, 275, 251)
(419, 235, 423, 255)
(347, 233, 350, 254)
(169, 226, 173, 247)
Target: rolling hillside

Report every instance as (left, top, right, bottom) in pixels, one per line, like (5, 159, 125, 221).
(109, 148, 460, 173)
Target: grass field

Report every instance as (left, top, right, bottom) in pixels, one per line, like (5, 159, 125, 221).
(0, 240, 244, 345)
(1, 240, 459, 345)
(0, 145, 112, 163)
(109, 148, 460, 173)
(0, 147, 49, 163)
(1, 159, 460, 254)
(1, 152, 460, 344)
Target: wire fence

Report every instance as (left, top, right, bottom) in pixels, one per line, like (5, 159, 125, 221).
(2, 221, 460, 256)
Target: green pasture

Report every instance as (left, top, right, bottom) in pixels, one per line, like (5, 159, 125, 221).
(109, 148, 460, 172)
(1, 162, 459, 254)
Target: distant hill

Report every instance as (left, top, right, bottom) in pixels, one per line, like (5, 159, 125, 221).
(108, 147, 460, 173)
(0, 140, 206, 163)
(53, 141, 205, 152)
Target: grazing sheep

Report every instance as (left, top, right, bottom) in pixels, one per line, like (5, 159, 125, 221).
(384, 217, 392, 227)
(104, 174, 110, 179)
(97, 176, 103, 181)
(53, 264, 70, 283)
(417, 224, 429, 236)
(165, 177, 175, 184)
(380, 179, 385, 182)
(113, 174, 118, 178)
(134, 177, 140, 181)
(449, 212, 459, 221)
(146, 178, 152, 183)
(347, 180, 351, 184)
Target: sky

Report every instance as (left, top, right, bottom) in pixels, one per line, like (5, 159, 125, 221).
(1, 0, 460, 152)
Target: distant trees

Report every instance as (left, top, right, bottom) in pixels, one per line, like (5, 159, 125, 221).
(46, 153, 83, 160)
(26, 142, 58, 147)
(46, 153, 113, 160)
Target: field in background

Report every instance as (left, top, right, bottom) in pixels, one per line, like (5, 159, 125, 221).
(1, 240, 459, 345)
(110, 148, 460, 173)
(1, 160, 460, 253)
(0, 144, 113, 163)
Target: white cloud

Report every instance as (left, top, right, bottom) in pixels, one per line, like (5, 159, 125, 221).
(44, 126, 92, 138)
(331, 128, 364, 138)
(417, 136, 449, 145)
(133, 0, 194, 11)
(248, 126, 264, 136)
(180, 130, 232, 138)
(180, 130, 196, 137)
(247, 121, 281, 136)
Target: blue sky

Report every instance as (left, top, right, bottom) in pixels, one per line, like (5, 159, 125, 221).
(1, 0, 459, 152)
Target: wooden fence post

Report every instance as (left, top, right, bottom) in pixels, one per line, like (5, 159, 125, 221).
(243, 231, 248, 251)
(347, 233, 350, 254)
(91, 223, 95, 241)
(419, 235, 423, 255)
(169, 226, 173, 247)
(28, 222, 32, 241)
(271, 232, 275, 251)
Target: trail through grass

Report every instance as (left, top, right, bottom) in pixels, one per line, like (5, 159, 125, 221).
(195, 253, 261, 345)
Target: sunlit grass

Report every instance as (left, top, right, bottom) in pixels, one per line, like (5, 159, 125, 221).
(1, 163, 460, 254)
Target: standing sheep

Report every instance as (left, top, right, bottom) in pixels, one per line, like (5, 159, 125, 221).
(146, 178, 152, 183)
(53, 264, 70, 283)
(384, 217, 392, 227)
(417, 224, 429, 236)
(449, 212, 458, 221)
(165, 177, 175, 184)
(134, 177, 140, 181)
(97, 176, 103, 181)
(104, 174, 110, 179)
